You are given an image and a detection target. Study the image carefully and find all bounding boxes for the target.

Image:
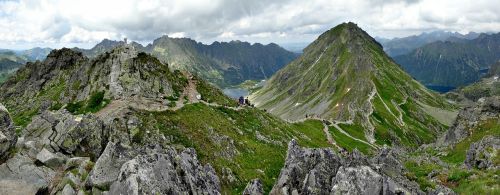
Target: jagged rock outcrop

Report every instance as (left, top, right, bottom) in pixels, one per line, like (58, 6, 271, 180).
(243, 179, 264, 195)
(371, 147, 405, 176)
(86, 141, 137, 189)
(270, 140, 342, 194)
(271, 140, 427, 195)
(0, 45, 186, 119)
(0, 103, 16, 162)
(465, 136, 499, 169)
(108, 146, 221, 195)
(443, 96, 500, 145)
(23, 110, 110, 159)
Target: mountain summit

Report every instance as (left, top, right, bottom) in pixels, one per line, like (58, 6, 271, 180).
(251, 22, 456, 147)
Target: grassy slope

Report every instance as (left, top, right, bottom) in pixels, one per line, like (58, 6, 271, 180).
(330, 126, 373, 154)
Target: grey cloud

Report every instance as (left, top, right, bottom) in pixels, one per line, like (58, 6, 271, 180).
(0, 0, 499, 49)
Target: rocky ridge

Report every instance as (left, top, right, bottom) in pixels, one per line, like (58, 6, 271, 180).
(0, 45, 226, 194)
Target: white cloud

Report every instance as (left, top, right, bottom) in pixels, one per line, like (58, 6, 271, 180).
(0, 0, 499, 49)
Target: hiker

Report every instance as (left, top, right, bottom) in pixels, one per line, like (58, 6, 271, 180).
(245, 97, 250, 106)
(239, 96, 245, 105)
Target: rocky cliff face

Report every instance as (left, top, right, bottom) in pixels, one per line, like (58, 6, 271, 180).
(0, 103, 16, 162)
(108, 145, 221, 195)
(0, 45, 187, 126)
(270, 140, 343, 194)
(0, 107, 223, 194)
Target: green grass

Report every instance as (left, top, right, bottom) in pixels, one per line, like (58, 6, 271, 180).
(452, 169, 500, 194)
(329, 126, 373, 154)
(338, 123, 368, 142)
(195, 75, 238, 107)
(66, 91, 110, 115)
(12, 107, 39, 127)
(404, 161, 440, 191)
(291, 119, 331, 148)
(447, 169, 472, 182)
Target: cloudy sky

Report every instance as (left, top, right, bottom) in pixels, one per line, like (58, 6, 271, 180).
(1, 0, 499, 49)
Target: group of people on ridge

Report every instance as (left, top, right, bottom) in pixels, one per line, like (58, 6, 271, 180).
(238, 96, 252, 107)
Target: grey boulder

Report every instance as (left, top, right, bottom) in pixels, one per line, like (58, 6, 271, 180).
(36, 147, 66, 169)
(109, 146, 221, 195)
(86, 141, 136, 189)
(0, 153, 56, 194)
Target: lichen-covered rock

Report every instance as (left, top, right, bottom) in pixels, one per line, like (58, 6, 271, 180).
(86, 142, 136, 189)
(271, 140, 424, 195)
(0, 153, 56, 194)
(427, 185, 457, 195)
(108, 146, 221, 195)
(270, 139, 342, 194)
(36, 148, 66, 169)
(465, 136, 499, 169)
(0, 103, 16, 162)
(331, 165, 384, 194)
(62, 183, 76, 195)
(24, 110, 110, 158)
(243, 179, 264, 195)
(372, 147, 404, 176)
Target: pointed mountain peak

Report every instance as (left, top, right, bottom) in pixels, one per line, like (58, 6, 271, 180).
(321, 22, 371, 39)
(304, 22, 382, 55)
(251, 22, 455, 149)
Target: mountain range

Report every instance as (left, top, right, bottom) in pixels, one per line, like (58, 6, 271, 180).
(75, 37, 298, 87)
(394, 33, 500, 89)
(0, 47, 52, 82)
(377, 30, 480, 57)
